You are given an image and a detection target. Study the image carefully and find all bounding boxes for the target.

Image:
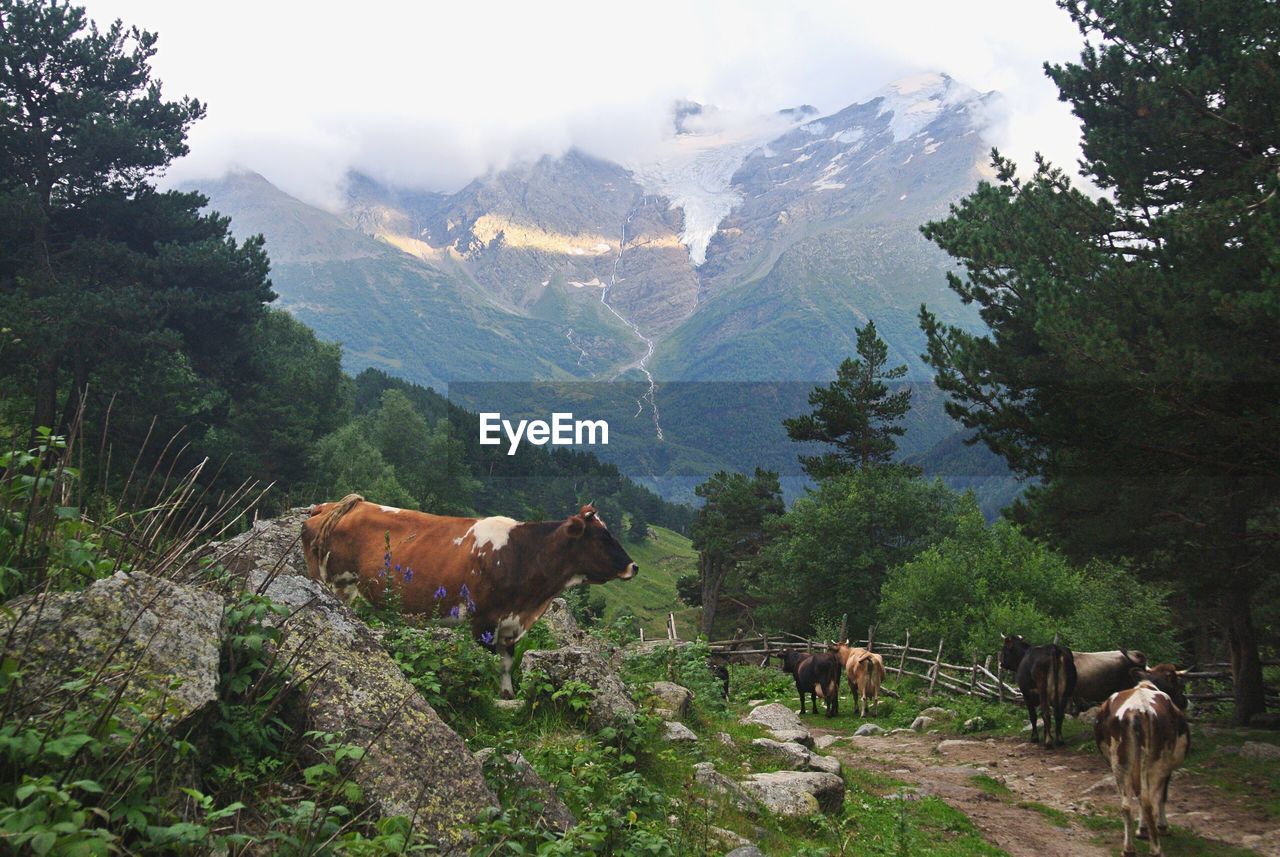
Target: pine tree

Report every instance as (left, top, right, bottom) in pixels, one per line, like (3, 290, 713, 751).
(919, 0, 1280, 723)
(784, 320, 913, 480)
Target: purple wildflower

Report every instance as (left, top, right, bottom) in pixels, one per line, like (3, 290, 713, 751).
(434, 585, 447, 600)
(448, 605, 461, 618)
(403, 567, 414, 582)
(383, 552, 391, 568)
(480, 630, 494, 646)
(394, 564, 401, 573)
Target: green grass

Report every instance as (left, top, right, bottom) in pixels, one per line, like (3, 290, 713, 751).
(1182, 730, 1280, 820)
(1017, 801, 1071, 828)
(594, 525, 698, 635)
(969, 774, 1013, 798)
(1078, 814, 1260, 857)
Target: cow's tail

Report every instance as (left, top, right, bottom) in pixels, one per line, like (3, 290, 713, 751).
(304, 493, 364, 581)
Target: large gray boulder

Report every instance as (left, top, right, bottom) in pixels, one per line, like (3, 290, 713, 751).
(751, 737, 812, 770)
(474, 748, 575, 833)
(740, 702, 813, 746)
(248, 569, 496, 853)
(648, 681, 694, 719)
(740, 771, 845, 816)
(190, 507, 312, 586)
(520, 646, 637, 731)
(693, 762, 761, 815)
(1, 571, 222, 730)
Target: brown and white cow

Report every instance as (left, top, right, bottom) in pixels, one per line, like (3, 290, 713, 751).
(831, 642, 884, 718)
(301, 494, 638, 698)
(1094, 666, 1190, 857)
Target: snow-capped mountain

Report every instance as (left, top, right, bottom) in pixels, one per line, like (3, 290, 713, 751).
(197, 72, 1011, 504)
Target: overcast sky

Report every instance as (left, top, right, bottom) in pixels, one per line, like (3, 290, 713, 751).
(82, 0, 1089, 207)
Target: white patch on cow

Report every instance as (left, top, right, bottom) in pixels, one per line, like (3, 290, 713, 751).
(564, 575, 585, 588)
(1115, 681, 1162, 719)
(456, 516, 518, 553)
(377, 505, 403, 513)
(496, 613, 527, 646)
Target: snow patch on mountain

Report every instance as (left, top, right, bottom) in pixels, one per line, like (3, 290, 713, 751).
(628, 109, 805, 266)
(877, 72, 980, 142)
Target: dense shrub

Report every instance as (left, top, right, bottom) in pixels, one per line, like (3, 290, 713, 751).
(878, 510, 1179, 661)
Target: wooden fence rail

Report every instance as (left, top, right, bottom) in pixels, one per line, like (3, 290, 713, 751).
(708, 630, 1276, 709)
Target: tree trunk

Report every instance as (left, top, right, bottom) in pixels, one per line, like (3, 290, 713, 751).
(699, 557, 722, 637)
(33, 355, 59, 435)
(1227, 583, 1266, 725)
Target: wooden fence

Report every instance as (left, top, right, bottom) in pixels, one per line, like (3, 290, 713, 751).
(706, 627, 1024, 703)
(704, 621, 1280, 710)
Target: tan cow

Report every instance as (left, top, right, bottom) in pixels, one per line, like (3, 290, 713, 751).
(1094, 667, 1190, 857)
(830, 642, 885, 717)
(301, 495, 638, 698)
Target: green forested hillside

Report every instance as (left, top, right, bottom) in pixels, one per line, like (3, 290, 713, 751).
(592, 524, 699, 635)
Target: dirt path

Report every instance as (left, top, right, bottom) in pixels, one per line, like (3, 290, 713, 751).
(815, 728, 1279, 857)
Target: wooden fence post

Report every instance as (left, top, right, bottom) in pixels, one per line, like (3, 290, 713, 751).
(837, 613, 848, 644)
(639, 628, 645, 643)
(667, 613, 677, 641)
(867, 625, 876, 652)
(898, 631, 910, 678)
(970, 650, 979, 696)
(928, 638, 944, 696)
(997, 654, 1005, 702)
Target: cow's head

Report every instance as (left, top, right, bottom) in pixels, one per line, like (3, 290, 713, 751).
(777, 650, 809, 676)
(558, 504, 638, 582)
(999, 633, 1030, 672)
(1132, 664, 1189, 711)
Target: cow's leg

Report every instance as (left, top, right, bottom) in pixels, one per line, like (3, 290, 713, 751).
(1041, 694, 1056, 749)
(1140, 790, 1161, 856)
(1156, 772, 1171, 833)
(1025, 699, 1040, 745)
(1119, 795, 1136, 857)
(797, 688, 806, 714)
(499, 642, 516, 700)
(1053, 695, 1067, 747)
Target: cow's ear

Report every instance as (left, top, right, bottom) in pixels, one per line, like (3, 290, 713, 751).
(564, 515, 586, 539)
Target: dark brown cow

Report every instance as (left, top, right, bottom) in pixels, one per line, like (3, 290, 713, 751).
(1094, 668, 1191, 857)
(1001, 634, 1077, 749)
(777, 650, 840, 717)
(301, 495, 638, 698)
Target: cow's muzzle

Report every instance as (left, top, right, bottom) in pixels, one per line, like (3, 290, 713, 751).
(620, 562, 639, 580)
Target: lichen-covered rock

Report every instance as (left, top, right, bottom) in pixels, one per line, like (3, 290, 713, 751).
(910, 715, 937, 732)
(539, 597, 610, 656)
(751, 737, 812, 770)
(474, 748, 575, 833)
(854, 723, 886, 737)
(248, 569, 495, 853)
(648, 681, 694, 719)
(740, 771, 845, 816)
(814, 734, 843, 749)
(740, 703, 812, 746)
(807, 754, 842, 775)
(189, 507, 312, 586)
(1239, 741, 1280, 762)
(693, 762, 760, 815)
(2, 571, 221, 730)
(520, 646, 636, 731)
(918, 706, 954, 720)
(725, 847, 766, 857)
(663, 721, 698, 742)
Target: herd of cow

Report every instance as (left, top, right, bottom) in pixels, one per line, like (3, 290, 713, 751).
(300, 497, 1197, 857)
